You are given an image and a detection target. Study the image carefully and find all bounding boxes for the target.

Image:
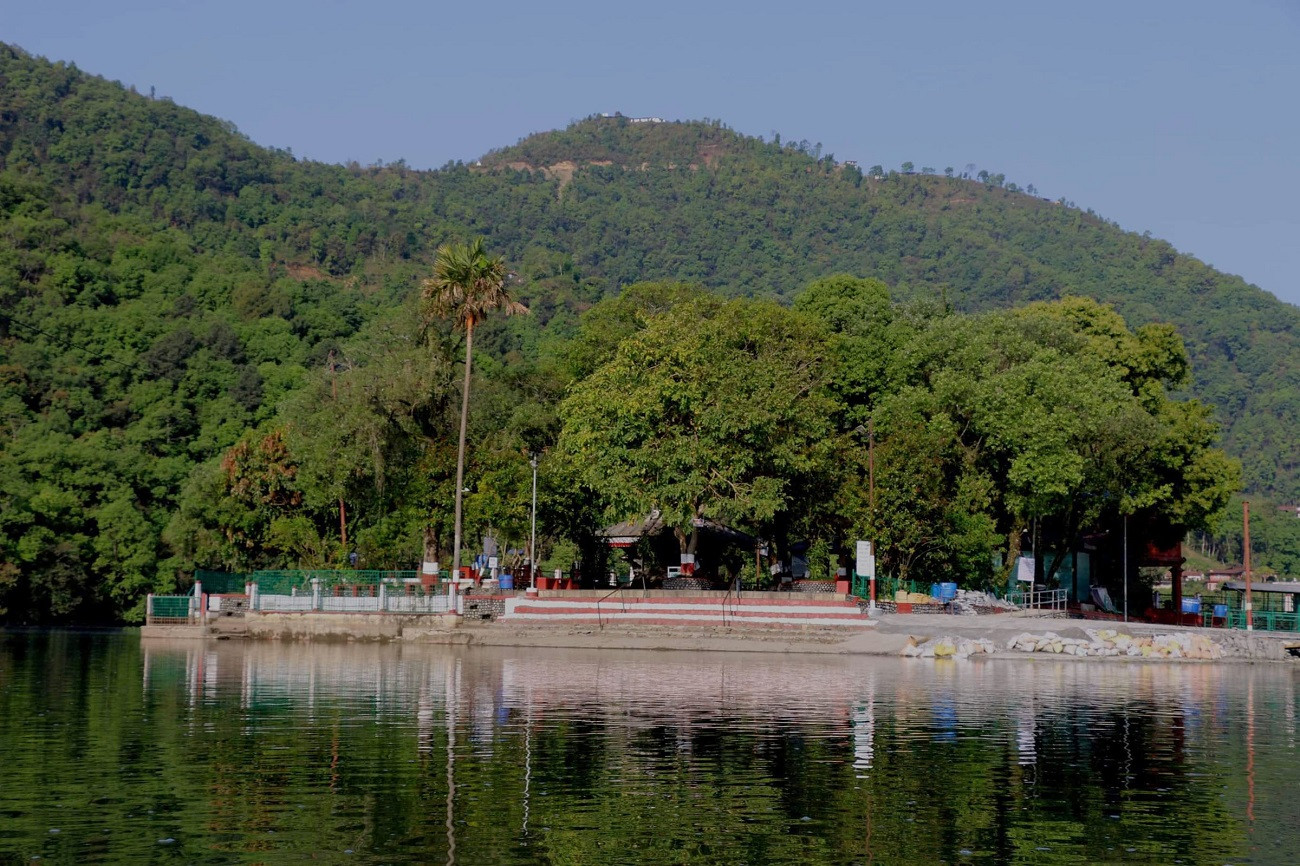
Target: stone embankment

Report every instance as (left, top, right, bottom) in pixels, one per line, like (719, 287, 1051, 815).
(902, 636, 998, 659)
(1005, 628, 1224, 659)
(142, 600, 1299, 663)
(899, 624, 1297, 662)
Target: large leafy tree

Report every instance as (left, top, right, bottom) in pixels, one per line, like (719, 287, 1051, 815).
(558, 298, 837, 558)
(284, 329, 460, 566)
(421, 239, 526, 578)
(163, 324, 462, 575)
(860, 298, 1239, 586)
(793, 274, 895, 428)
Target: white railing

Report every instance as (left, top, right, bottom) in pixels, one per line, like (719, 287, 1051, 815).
(383, 594, 453, 614)
(1008, 588, 1068, 611)
(252, 591, 453, 614)
(319, 595, 381, 612)
(257, 595, 316, 612)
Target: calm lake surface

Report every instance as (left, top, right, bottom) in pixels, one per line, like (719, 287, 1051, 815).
(0, 632, 1296, 865)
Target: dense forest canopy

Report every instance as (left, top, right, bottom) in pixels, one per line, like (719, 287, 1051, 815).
(0, 44, 1290, 621)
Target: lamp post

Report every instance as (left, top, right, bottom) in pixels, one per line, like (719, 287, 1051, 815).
(868, 417, 875, 517)
(852, 422, 876, 517)
(529, 453, 539, 592)
(1243, 499, 1252, 632)
(1122, 514, 1128, 623)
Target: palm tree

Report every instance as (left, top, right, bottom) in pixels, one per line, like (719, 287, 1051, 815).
(422, 238, 527, 585)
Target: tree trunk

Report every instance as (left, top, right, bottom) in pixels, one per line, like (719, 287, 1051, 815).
(671, 524, 700, 577)
(423, 526, 440, 571)
(1042, 539, 1067, 585)
(1042, 514, 1079, 588)
(672, 523, 701, 556)
(451, 318, 474, 581)
(997, 517, 1028, 589)
(339, 498, 348, 548)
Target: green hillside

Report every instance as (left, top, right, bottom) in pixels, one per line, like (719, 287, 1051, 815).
(0, 44, 1292, 620)
(479, 120, 1299, 499)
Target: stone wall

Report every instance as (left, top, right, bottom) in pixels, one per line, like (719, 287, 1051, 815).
(461, 596, 507, 621)
(243, 612, 457, 641)
(140, 624, 210, 640)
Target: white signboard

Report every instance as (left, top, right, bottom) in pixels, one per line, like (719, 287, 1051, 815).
(1016, 556, 1036, 584)
(855, 541, 876, 579)
(422, 561, 439, 575)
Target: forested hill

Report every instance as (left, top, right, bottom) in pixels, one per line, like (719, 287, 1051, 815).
(479, 119, 1300, 501)
(0, 44, 1297, 617)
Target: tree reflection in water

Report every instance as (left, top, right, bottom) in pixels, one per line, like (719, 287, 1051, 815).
(0, 633, 1294, 865)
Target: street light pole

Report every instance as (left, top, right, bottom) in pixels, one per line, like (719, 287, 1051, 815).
(1243, 499, 1252, 632)
(1122, 514, 1128, 623)
(529, 453, 539, 592)
(868, 417, 875, 517)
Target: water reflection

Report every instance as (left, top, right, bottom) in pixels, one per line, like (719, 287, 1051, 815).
(0, 632, 1296, 865)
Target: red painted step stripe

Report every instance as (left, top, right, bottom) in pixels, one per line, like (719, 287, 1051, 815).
(507, 605, 867, 620)
(592, 596, 860, 607)
(503, 615, 872, 629)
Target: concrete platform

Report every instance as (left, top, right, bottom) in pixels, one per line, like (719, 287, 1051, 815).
(501, 593, 875, 629)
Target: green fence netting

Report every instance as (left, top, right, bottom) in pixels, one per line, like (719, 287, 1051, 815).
(195, 570, 246, 594)
(250, 570, 419, 595)
(150, 596, 193, 619)
(1218, 610, 1300, 632)
(851, 574, 925, 599)
(1162, 590, 1294, 614)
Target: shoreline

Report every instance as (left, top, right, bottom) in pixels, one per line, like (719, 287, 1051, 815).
(141, 610, 1300, 663)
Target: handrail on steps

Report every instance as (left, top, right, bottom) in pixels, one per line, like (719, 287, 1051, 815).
(594, 578, 741, 628)
(596, 569, 653, 628)
(721, 579, 741, 628)
(595, 584, 627, 629)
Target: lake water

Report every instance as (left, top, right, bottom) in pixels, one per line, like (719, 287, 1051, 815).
(0, 632, 1296, 865)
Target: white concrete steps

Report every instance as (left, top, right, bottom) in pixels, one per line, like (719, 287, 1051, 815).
(501, 594, 875, 629)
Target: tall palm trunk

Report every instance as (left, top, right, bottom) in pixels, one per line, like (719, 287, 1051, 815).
(451, 318, 475, 582)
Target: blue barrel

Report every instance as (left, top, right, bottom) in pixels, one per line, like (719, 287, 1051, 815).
(939, 582, 958, 601)
(1213, 604, 1228, 618)
(499, 573, 514, 591)
(1181, 598, 1200, 614)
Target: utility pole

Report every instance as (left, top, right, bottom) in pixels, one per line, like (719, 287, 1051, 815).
(1243, 500, 1253, 632)
(867, 417, 875, 517)
(529, 453, 539, 592)
(853, 422, 877, 521)
(1122, 514, 1128, 623)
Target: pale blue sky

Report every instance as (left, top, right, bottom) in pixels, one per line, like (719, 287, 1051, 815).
(6, 0, 1299, 304)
